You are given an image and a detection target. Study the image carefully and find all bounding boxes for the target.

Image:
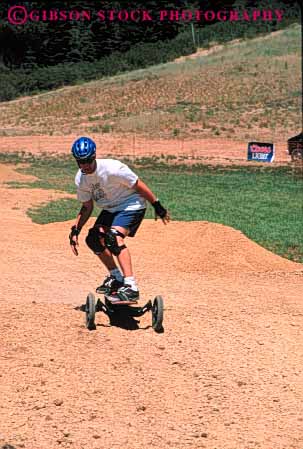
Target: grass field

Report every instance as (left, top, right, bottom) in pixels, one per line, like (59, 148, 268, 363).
(1, 152, 302, 263)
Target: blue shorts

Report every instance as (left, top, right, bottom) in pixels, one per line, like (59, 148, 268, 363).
(94, 208, 146, 237)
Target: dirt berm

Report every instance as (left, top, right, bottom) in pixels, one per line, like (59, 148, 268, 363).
(0, 164, 303, 449)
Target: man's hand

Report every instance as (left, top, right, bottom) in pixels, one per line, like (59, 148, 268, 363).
(69, 225, 81, 256)
(152, 200, 170, 225)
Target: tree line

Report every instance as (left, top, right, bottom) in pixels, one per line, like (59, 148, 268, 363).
(0, 0, 299, 101)
(0, 0, 298, 69)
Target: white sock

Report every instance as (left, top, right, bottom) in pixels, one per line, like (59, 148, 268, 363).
(110, 268, 124, 282)
(124, 276, 138, 291)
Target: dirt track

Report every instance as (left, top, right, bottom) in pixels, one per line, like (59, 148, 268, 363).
(0, 134, 291, 165)
(1, 159, 303, 449)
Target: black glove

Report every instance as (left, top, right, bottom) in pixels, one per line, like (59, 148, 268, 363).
(152, 200, 167, 219)
(69, 225, 80, 246)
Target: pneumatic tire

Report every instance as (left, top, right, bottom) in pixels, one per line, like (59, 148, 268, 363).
(85, 293, 96, 331)
(152, 295, 164, 333)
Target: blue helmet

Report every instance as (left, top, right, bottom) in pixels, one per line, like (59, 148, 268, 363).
(71, 136, 96, 160)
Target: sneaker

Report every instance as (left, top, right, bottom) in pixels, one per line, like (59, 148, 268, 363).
(96, 275, 124, 294)
(117, 285, 139, 302)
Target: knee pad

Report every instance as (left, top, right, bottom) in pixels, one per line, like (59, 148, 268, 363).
(104, 229, 126, 256)
(85, 227, 106, 255)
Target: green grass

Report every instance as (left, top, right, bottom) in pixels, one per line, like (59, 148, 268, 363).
(27, 198, 81, 223)
(1, 152, 302, 263)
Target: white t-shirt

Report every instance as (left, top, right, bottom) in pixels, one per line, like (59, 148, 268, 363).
(75, 159, 146, 212)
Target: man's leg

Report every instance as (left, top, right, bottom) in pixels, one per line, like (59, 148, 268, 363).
(85, 225, 124, 292)
(111, 226, 133, 277)
(96, 226, 118, 271)
(101, 209, 145, 301)
(87, 210, 123, 275)
(109, 226, 140, 301)
(97, 227, 124, 284)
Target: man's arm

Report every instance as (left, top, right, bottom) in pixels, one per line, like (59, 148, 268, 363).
(134, 179, 170, 224)
(69, 199, 94, 255)
(134, 179, 157, 203)
(74, 199, 94, 231)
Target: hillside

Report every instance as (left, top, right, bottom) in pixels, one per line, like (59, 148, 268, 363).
(0, 24, 301, 145)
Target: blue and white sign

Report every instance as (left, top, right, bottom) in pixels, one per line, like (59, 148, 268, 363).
(247, 142, 275, 162)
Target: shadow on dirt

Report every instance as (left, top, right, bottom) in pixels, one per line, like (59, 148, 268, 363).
(75, 304, 152, 332)
(105, 309, 149, 331)
(2, 445, 17, 449)
(102, 308, 164, 333)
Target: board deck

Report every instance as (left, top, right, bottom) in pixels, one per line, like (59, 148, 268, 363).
(104, 294, 138, 306)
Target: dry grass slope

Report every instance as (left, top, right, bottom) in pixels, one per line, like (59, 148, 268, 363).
(0, 25, 301, 143)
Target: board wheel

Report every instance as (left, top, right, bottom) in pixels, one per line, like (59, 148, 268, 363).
(152, 295, 164, 332)
(85, 292, 96, 331)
